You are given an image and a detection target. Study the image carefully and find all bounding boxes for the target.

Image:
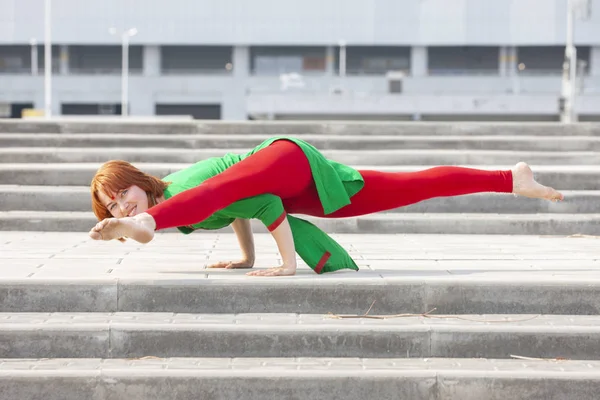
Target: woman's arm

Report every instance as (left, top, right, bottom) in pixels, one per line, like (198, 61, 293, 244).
(231, 218, 255, 264)
(216, 194, 298, 276)
(247, 216, 297, 276)
(206, 218, 255, 269)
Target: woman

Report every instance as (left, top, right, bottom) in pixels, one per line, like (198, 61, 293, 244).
(89, 136, 563, 277)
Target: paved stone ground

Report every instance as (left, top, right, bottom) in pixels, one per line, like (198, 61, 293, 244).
(1, 232, 599, 281)
(1, 357, 598, 374)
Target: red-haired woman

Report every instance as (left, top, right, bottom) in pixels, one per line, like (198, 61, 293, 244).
(89, 137, 563, 277)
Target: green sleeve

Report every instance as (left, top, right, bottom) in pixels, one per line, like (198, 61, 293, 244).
(287, 215, 359, 274)
(216, 195, 359, 274)
(215, 194, 286, 230)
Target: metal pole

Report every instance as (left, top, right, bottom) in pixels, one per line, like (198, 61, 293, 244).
(510, 47, 520, 94)
(570, 46, 577, 122)
(577, 60, 588, 94)
(339, 40, 346, 77)
(30, 39, 38, 76)
(338, 40, 346, 93)
(122, 33, 129, 117)
(44, 0, 52, 118)
(561, 0, 575, 123)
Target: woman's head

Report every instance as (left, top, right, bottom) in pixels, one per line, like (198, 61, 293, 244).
(90, 160, 169, 220)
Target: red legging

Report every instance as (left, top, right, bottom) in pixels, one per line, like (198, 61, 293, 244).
(147, 140, 512, 230)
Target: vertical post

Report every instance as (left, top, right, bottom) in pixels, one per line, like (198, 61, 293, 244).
(111, 28, 137, 116)
(410, 46, 428, 77)
(338, 40, 346, 93)
(570, 46, 577, 122)
(122, 33, 129, 117)
(498, 46, 507, 77)
(561, 0, 576, 123)
(325, 46, 334, 77)
(339, 40, 346, 77)
(30, 39, 38, 76)
(59, 45, 69, 75)
(44, 0, 52, 118)
(507, 47, 520, 94)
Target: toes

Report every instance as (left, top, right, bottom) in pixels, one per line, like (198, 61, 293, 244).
(547, 188, 563, 201)
(89, 231, 102, 240)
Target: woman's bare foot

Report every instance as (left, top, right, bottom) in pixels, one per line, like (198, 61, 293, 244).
(512, 162, 564, 202)
(89, 212, 156, 244)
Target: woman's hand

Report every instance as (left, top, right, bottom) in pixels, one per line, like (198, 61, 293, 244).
(246, 262, 297, 276)
(207, 258, 255, 269)
(246, 217, 297, 277)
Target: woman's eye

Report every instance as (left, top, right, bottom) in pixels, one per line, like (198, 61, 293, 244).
(121, 190, 128, 197)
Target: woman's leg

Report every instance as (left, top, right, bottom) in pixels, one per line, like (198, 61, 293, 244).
(283, 163, 562, 218)
(90, 140, 314, 244)
(90, 140, 313, 242)
(328, 166, 512, 217)
(147, 140, 313, 230)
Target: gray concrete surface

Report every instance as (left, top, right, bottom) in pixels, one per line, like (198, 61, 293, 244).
(1, 120, 599, 136)
(0, 358, 599, 400)
(0, 186, 596, 214)
(3, 186, 597, 213)
(2, 120, 599, 397)
(4, 133, 598, 152)
(3, 135, 600, 153)
(2, 232, 600, 315)
(1, 211, 598, 235)
(2, 312, 600, 359)
(6, 147, 600, 164)
(1, 163, 597, 188)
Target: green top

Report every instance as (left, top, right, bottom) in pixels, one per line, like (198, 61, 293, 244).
(160, 136, 364, 273)
(162, 136, 364, 232)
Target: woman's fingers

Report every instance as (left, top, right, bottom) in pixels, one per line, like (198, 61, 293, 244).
(207, 261, 230, 269)
(206, 260, 254, 269)
(246, 266, 295, 277)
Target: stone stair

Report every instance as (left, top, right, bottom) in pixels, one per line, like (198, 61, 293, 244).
(1, 120, 600, 399)
(1, 120, 600, 235)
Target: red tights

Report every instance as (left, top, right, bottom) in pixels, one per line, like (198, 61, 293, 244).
(147, 140, 513, 230)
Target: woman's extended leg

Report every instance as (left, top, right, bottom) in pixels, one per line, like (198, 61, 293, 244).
(283, 162, 563, 218)
(148, 140, 313, 229)
(90, 140, 313, 241)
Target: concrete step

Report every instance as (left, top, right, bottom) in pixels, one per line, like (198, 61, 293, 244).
(3, 270, 600, 315)
(1, 134, 600, 152)
(2, 186, 597, 214)
(1, 119, 600, 136)
(0, 163, 597, 189)
(0, 211, 597, 235)
(1, 232, 599, 314)
(1, 312, 599, 359)
(2, 147, 600, 164)
(2, 358, 598, 400)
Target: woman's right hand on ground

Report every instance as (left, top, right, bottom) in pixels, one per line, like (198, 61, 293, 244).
(206, 259, 255, 269)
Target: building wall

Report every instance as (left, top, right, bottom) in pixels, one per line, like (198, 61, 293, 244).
(2, 0, 599, 45)
(1, 0, 599, 120)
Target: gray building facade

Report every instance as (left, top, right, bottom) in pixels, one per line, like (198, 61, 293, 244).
(1, 0, 600, 120)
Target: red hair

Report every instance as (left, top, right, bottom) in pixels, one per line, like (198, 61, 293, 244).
(90, 160, 169, 220)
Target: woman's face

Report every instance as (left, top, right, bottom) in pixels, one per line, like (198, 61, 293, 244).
(97, 184, 149, 218)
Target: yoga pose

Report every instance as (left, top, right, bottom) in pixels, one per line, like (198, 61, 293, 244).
(89, 137, 563, 277)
